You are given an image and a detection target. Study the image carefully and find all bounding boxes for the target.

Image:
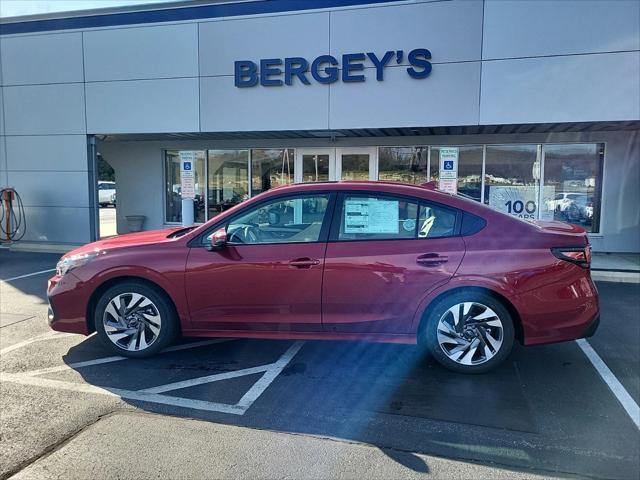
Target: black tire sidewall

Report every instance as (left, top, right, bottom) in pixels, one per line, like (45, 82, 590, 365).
(423, 291, 514, 374)
(94, 281, 177, 358)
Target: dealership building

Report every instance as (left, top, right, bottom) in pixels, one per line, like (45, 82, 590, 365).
(0, 0, 638, 252)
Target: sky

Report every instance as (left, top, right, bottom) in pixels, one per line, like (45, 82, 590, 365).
(0, 0, 184, 19)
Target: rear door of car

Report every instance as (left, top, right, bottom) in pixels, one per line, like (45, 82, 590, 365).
(321, 191, 465, 334)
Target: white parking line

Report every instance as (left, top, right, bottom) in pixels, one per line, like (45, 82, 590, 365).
(2, 335, 304, 415)
(576, 339, 640, 430)
(1, 268, 56, 282)
(0, 332, 77, 356)
(23, 339, 234, 377)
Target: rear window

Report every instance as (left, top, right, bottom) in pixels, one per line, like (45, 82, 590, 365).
(336, 194, 457, 241)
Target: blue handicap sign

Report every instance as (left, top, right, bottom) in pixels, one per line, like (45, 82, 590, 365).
(183, 161, 192, 171)
(443, 160, 454, 170)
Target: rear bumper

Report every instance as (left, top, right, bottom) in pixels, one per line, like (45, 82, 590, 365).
(518, 273, 600, 346)
(581, 313, 600, 338)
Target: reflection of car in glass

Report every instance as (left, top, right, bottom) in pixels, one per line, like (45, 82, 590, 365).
(48, 181, 598, 374)
(546, 192, 591, 223)
(98, 181, 116, 207)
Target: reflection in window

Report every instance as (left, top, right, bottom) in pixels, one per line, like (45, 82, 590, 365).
(484, 145, 541, 221)
(226, 194, 330, 244)
(164, 150, 206, 223)
(541, 144, 603, 233)
(207, 150, 249, 218)
(430, 146, 483, 201)
(302, 154, 330, 182)
(251, 149, 294, 195)
(378, 147, 428, 184)
(341, 154, 370, 180)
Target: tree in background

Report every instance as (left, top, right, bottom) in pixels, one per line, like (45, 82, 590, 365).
(98, 155, 115, 181)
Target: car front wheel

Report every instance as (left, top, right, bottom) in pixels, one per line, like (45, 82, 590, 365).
(94, 281, 178, 358)
(423, 291, 514, 374)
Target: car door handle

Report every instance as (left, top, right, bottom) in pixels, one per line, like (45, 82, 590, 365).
(289, 258, 321, 268)
(416, 253, 448, 266)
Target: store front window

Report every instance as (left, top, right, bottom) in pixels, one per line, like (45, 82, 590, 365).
(484, 145, 543, 221)
(165, 150, 206, 224)
(378, 147, 428, 184)
(207, 150, 249, 217)
(163, 143, 605, 233)
(540, 144, 603, 233)
(251, 149, 295, 195)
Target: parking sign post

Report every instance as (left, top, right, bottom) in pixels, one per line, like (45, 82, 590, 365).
(179, 152, 196, 226)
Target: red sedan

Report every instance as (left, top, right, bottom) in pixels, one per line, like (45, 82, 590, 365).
(47, 181, 599, 373)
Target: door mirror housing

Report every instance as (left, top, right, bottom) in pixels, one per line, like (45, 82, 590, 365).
(206, 227, 227, 251)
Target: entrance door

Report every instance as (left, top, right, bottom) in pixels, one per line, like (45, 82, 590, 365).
(295, 147, 378, 183)
(295, 148, 336, 182)
(336, 147, 377, 181)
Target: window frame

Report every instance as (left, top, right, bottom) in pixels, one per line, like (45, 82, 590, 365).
(189, 190, 338, 248)
(328, 191, 462, 243)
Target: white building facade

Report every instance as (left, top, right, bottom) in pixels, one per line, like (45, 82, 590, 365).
(0, 0, 639, 252)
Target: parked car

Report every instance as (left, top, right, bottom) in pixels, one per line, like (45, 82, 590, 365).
(98, 181, 116, 207)
(546, 192, 592, 223)
(47, 181, 598, 373)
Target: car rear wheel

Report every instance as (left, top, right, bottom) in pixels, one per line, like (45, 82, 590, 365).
(422, 291, 514, 374)
(94, 281, 178, 358)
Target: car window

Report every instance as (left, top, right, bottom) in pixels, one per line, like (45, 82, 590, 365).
(222, 194, 330, 245)
(337, 194, 457, 241)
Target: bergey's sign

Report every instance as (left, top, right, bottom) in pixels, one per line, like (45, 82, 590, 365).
(234, 49, 432, 87)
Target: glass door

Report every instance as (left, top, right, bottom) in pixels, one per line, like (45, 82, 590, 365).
(295, 148, 336, 182)
(336, 147, 377, 181)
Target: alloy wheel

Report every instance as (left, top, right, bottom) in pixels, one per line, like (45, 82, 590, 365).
(103, 292, 162, 351)
(436, 302, 504, 366)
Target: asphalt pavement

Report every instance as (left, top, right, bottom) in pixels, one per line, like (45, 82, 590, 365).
(1, 249, 639, 479)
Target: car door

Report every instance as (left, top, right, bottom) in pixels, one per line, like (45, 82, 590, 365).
(322, 192, 465, 334)
(184, 192, 334, 331)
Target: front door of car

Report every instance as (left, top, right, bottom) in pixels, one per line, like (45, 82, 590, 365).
(322, 192, 465, 334)
(184, 192, 333, 331)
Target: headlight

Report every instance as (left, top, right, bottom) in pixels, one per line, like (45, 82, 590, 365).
(56, 252, 99, 276)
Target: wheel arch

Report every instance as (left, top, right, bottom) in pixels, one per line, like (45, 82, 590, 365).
(417, 285, 524, 345)
(85, 275, 181, 335)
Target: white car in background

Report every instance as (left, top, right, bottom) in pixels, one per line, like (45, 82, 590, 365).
(98, 181, 116, 207)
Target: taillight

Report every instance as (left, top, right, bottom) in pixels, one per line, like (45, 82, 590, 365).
(551, 246, 591, 268)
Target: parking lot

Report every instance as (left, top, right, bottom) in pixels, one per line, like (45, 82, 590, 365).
(1, 250, 639, 479)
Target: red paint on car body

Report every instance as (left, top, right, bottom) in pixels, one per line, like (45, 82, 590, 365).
(47, 181, 599, 346)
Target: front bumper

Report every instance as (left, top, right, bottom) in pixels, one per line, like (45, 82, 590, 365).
(47, 273, 90, 335)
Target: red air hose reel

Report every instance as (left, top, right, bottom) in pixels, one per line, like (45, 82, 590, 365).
(1, 187, 26, 243)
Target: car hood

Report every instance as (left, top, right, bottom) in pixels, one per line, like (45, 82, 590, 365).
(62, 227, 185, 258)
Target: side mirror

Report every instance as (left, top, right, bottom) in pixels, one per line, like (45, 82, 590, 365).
(206, 227, 227, 251)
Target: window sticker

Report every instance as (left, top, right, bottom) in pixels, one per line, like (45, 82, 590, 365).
(402, 218, 416, 232)
(344, 198, 399, 234)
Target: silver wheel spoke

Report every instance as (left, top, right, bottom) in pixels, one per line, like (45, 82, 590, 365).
(457, 338, 480, 365)
(103, 292, 162, 352)
(437, 301, 504, 366)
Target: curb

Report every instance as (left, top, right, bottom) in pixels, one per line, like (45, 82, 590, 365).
(591, 270, 640, 284)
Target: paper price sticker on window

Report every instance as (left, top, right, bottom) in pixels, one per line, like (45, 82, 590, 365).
(344, 198, 399, 234)
(179, 151, 196, 199)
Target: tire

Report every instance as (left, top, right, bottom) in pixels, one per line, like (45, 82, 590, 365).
(422, 290, 514, 374)
(94, 280, 178, 358)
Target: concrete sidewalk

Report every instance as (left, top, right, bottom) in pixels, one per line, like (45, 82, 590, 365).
(9, 412, 556, 480)
(591, 253, 640, 283)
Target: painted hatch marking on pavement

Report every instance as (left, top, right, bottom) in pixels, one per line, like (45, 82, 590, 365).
(576, 339, 640, 430)
(1, 334, 305, 415)
(1, 268, 56, 283)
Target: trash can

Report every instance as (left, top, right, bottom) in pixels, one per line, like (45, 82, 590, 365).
(125, 215, 145, 232)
